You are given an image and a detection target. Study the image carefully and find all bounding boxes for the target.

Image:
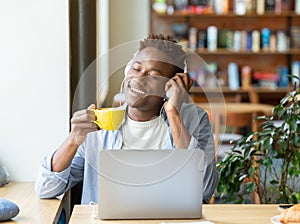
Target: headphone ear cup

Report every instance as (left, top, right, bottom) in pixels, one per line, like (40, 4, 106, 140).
(184, 59, 188, 73)
(124, 50, 139, 76)
(124, 60, 132, 76)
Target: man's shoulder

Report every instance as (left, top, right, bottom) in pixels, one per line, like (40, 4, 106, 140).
(180, 103, 206, 115)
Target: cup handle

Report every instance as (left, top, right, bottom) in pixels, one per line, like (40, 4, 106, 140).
(93, 110, 102, 129)
(93, 120, 102, 129)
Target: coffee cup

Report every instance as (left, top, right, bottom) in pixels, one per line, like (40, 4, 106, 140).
(94, 107, 125, 130)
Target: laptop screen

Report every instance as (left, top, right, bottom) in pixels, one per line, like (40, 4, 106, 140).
(98, 149, 204, 220)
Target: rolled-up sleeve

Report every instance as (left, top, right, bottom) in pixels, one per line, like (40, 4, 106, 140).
(35, 149, 84, 199)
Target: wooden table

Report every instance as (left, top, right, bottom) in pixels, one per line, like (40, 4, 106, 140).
(69, 204, 281, 224)
(0, 182, 68, 224)
(196, 102, 274, 117)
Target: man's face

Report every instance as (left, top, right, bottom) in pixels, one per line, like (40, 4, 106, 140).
(124, 46, 175, 110)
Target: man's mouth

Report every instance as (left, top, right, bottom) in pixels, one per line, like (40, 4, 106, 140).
(129, 83, 146, 96)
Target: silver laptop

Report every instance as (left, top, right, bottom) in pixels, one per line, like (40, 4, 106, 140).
(98, 149, 205, 220)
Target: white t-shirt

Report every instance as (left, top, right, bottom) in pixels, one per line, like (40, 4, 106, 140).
(121, 115, 168, 149)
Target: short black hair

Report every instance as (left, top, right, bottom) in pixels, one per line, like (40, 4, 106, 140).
(139, 33, 186, 74)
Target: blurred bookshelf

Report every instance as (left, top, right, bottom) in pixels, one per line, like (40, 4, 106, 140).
(189, 86, 294, 105)
(150, 0, 300, 105)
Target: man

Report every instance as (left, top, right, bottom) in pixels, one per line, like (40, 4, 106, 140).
(35, 34, 218, 204)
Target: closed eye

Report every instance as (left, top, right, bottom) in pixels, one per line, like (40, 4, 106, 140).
(132, 61, 141, 71)
(148, 73, 157, 79)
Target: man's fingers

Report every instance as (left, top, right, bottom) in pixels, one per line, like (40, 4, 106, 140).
(73, 114, 95, 123)
(174, 75, 185, 86)
(72, 122, 98, 130)
(73, 109, 96, 121)
(174, 73, 193, 91)
(87, 104, 96, 110)
(165, 73, 193, 94)
(188, 77, 194, 89)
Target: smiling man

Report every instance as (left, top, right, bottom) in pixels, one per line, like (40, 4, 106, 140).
(35, 34, 218, 204)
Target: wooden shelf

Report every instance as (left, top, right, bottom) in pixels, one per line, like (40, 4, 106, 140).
(189, 86, 293, 105)
(150, 0, 300, 105)
(195, 49, 300, 55)
(190, 86, 293, 93)
(154, 11, 299, 18)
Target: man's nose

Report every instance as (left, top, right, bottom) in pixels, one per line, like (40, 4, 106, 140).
(135, 69, 148, 77)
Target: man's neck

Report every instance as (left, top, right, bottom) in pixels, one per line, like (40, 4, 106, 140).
(127, 107, 161, 122)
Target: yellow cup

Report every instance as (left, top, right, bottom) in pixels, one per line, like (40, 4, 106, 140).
(94, 107, 125, 130)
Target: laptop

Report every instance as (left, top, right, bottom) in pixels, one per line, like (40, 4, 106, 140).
(98, 149, 205, 220)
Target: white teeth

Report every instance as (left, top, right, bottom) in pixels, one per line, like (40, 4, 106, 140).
(131, 86, 146, 95)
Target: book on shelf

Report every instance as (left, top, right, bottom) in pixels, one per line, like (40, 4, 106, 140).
(154, 0, 297, 15)
(172, 24, 296, 52)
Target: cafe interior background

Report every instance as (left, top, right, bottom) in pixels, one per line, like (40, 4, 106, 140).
(1, 0, 299, 189)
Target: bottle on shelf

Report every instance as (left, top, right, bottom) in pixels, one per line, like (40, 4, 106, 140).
(274, 0, 282, 14)
(197, 30, 206, 50)
(252, 30, 260, 52)
(152, 0, 167, 14)
(265, 0, 275, 12)
(166, 0, 175, 14)
(291, 61, 300, 86)
(261, 28, 271, 51)
(240, 30, 247, 51)
(246, 30, 252, 51)
(296, 0, 300, 14)
(189, 27, 198, 51)
(228, 62, 240, 90)
(207, 26, 218, 51)
(278, 66, 289, 87)
(233, 30, 242, 51)
(234, 0, 247, 15)
(270, 32, 277, 52)
(241, 65, 252, 88)
(226, 30, 234, 50)
(213, 0, 229, 14)
(256, 0, 265, 14)
(277, 30, 288, 52)
(245, 0, 254, 14)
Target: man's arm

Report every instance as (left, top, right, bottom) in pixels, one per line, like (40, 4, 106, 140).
(164, 73, 193, 149)
(35, 104, 98, 198)
(35, 149, 85, 199)
(180, 104, 218, 201)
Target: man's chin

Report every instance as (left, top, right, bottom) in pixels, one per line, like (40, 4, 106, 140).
(125, 97, 144, 108)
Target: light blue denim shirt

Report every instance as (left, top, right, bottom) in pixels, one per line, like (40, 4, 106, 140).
(35, 103, 218, 204)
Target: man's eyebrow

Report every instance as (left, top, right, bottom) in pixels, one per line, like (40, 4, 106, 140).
(133, 61, 141, 65)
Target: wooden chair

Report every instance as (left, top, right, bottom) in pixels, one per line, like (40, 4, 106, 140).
(215, 111, 260, 162)
(210, 109, 263, 204)
(211, 108, 264, 161)
(204, 94, 243, 163)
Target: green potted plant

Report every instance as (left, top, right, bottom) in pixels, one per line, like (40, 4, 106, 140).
(217, 79, 300, 204)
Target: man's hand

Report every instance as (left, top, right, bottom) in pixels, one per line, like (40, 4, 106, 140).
(164, 73, 193, 114)
(70, 104, 98, 146)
